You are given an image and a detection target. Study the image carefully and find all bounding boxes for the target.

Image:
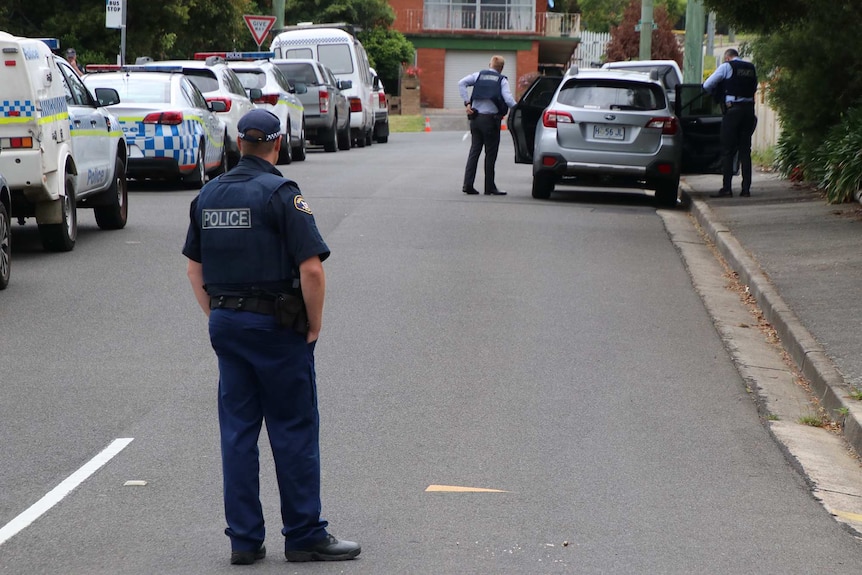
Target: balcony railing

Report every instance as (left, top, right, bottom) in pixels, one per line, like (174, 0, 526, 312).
(396, 8, 580, 37)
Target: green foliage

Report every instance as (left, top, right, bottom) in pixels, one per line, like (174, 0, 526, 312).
(700, 0, 808, 34)
(812, 107, 862, 204)
(579, 0, 684, 33)
(284, 0, 393, 31)
(357, 28, 414, 92)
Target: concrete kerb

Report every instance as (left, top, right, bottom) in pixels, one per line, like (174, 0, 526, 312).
(680, 185, 862, 458)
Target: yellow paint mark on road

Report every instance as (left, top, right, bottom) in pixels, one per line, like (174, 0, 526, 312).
(425, 484, 508, 493)
(834, 509, 862, 522)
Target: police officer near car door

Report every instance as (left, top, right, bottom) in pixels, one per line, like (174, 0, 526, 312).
(459, 55, 518, 196)
(703, 48, 758, 198)
(182, 109, 361, 565)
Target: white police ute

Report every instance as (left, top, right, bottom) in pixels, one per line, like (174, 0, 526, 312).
(0, 33, 128, 253)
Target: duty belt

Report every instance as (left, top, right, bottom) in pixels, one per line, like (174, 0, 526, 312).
(209, 295, 276, 315)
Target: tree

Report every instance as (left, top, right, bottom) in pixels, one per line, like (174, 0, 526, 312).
(357, 28, 414, 93)
(578, 0, 684, 33)
(605, 0, 682, 64)
(284, 0, 394, 31)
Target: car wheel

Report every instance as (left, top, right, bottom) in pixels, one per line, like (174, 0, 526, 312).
(531, 172, 554, 200)
(183, 142, 206, 189)
(39, 173, 77, 252)
(655, 179, 680, 208)
(337, 121, 351, 151)
(0, 200, 10, 290)
(94, 157, 128, 230)
(323, 120, 338, 153)
(212, 133, 228, 176)
(278, 123, 292, 165)
(292, 121, 307, 161)
(354, 128, 365, 148)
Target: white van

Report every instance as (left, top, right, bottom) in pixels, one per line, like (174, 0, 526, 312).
(271, 24, 375, 148)
(0, 33, 128, 254)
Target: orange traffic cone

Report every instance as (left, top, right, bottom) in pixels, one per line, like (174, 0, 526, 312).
(424, 116, 432, 132)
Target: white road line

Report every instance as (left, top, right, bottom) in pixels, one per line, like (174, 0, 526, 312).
(0, 438, 134, 546)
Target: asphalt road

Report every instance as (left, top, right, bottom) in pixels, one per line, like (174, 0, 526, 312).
(2, 132, 862, 574)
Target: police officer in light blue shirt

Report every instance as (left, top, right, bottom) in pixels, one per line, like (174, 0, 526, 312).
(703, 48, 758, 198)
(183, 109, 361, 565)
(458, 55, 518, 196)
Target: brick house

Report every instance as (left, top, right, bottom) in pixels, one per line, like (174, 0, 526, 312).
(389, 0, 581, 108)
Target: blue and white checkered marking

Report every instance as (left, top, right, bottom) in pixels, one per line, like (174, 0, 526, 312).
(121, 118, 202, 167)
(0, 100, 36, 118)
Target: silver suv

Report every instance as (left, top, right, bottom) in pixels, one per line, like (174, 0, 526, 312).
(273, 59, 351, 153)
(511, 67, 685, 207)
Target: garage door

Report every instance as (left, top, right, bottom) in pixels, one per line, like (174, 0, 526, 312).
(444, 50, 518, 109)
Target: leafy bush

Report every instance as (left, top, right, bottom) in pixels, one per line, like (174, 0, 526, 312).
(814, 106, 862, 203)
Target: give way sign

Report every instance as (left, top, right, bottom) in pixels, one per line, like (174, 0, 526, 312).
(243, 14, 277, 47)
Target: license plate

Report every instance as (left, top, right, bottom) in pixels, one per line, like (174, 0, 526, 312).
(593, 124, 625, 140)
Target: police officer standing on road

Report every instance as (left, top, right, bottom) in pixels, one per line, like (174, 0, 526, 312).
(703, 48, 758, 198)
(183, 109, 361, 565)
(459, 55, 518, 196)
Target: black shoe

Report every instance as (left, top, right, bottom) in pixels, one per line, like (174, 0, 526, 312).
(740, 190, 751, 197)
(462, 187, 480, 195)
(230, 545, 265, 565)
(484, 189, 507, 196)
(285, 534, 361, 562)
(710, 189, 733, 198)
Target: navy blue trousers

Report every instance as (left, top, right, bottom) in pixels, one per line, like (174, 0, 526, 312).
(720, 103, 757, 193)
(463, 113, 502, 193)
(209, 309, 328, 552)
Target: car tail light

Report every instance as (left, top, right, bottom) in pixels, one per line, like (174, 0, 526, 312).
(542, 109, 574, 128)
(646, 116, 678, 135)
(207, 97, 232, 112)
(349, 97, 362, 113)
(378, 92, 386, 106)
(143, 111, 184, 125)
(1, 136, 34, 148)
(318, 89, 329, 114)
(253, 93, 279, 106)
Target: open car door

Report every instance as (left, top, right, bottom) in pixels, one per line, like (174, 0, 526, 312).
(675, 84, 724, 174)
(509, 75, 563, 164)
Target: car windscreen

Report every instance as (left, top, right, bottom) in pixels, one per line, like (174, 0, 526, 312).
(275, 62, 319, 86)
(182, 70, 220, 93)
(556, 80, 665, 111)
(316, 44, 354, 75)
(233, 70, 267, 90)
(84, 76, 171, 103)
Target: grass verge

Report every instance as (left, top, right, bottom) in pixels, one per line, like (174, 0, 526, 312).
(389, 115, 425, 133)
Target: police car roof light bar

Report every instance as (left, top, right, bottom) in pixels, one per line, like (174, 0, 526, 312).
(194, 51, 275, 62)
(37, 38, 61, 50)
(85, 64, 184, 74)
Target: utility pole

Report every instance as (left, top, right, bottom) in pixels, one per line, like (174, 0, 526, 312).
(638, 0, 654, 60)
(706, 11, 716, 62)
(273, 0, 286, 33)
(683, 0, 705, 83)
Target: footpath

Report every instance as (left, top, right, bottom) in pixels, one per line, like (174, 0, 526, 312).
(680, 170, 862, 454)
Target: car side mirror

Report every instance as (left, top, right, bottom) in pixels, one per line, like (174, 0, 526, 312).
(338, 79, 352, 90)
(209, 100, 228, 113)
(248, 88, 263, 101)
(293, 82, 307, 95)
(94, 88, 121, 106)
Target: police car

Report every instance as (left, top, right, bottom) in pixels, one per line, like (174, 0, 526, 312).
(197, 52, 307, 165)
(145, 57, 256, 169)
(82, 65, 227, 188)
(0, 34, 128, 254)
